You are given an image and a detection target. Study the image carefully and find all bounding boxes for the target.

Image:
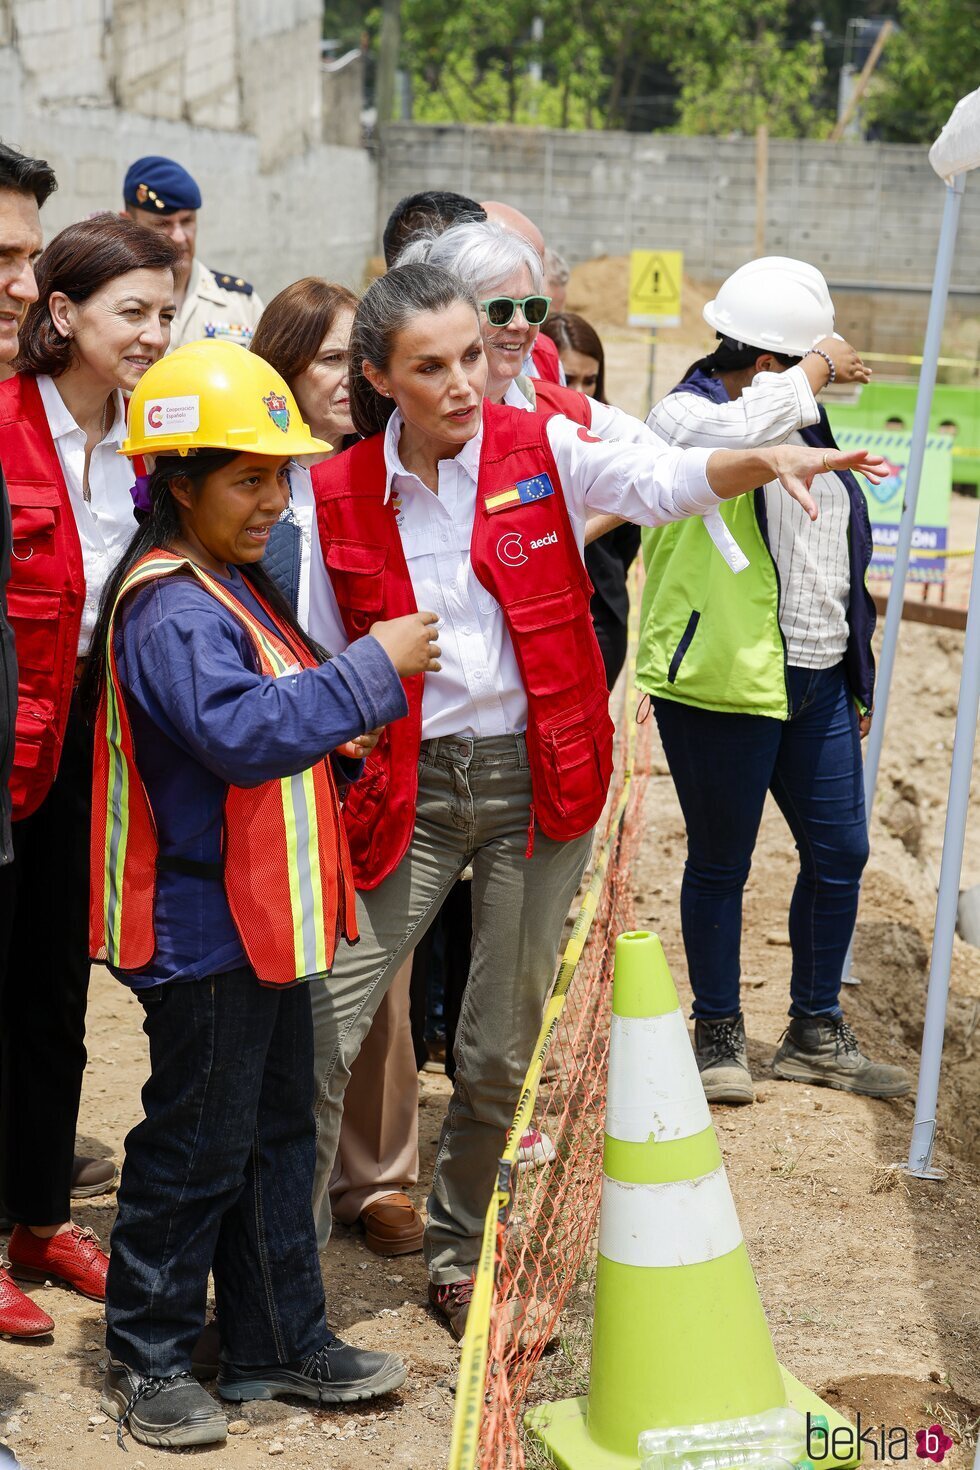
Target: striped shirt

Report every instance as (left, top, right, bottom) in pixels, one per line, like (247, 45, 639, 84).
(648, 365, 850, 667)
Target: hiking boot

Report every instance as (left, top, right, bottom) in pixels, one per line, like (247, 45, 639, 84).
(217, 1337, 407, 1405)
(101, 1358, 228, 1448)
(693, 1015, 754, 1104)
(428, 1278, 473, 1342)
(772, 1016, 911, 1098)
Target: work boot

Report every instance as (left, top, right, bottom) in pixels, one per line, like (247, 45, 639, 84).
(428, 1278, 473, 1341)
(772, 1016, 911, 1098)
(217, 1337, 406, 1405)
(693, 1014, 754, 1104)
(101, 1359, 228, 1448)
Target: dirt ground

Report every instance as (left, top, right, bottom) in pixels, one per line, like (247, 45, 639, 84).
(1, 605, 977, 1470)
(1, 261, 978, 1469)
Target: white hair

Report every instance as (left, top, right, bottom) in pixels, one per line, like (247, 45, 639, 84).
(543, 246, 570, 287)
(395, 219, 543, 299)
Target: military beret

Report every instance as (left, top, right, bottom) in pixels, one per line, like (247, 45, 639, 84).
(123, 156, 202, 214)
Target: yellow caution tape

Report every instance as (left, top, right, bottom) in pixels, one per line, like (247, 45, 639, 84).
(447, 578, 644, 1470)
(873, 544, 975, 559)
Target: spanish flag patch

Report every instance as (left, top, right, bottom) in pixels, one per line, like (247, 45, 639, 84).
(485, 473, 556, 514)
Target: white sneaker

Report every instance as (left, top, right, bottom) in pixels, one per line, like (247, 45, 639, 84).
(516, 1127, 556, 1171)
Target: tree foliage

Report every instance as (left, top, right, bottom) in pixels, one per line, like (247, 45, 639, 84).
(390, 0, 835, 135)
(863, 0, 980, 144)
(325, 0, 967, 144)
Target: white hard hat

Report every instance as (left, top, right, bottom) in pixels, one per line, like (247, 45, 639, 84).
(703, 256, 835, 357)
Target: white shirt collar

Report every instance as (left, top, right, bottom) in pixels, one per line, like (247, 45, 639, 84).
(36, 373, 127, 446)
(503, 379, 534, 411)
(382, 407, 484, 503)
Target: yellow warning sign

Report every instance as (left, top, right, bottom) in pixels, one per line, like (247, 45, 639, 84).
(628, 249, 683, 327)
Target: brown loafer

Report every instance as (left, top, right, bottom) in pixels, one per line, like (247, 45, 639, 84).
(359, 1193, 424, 1257)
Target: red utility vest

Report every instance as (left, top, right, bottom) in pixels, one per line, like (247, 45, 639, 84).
(314, 401, 613, 890)
(89, 551, 358, 987)
(531, 333, 563, 385)
(529, 377, 592, 425)
(0, 374, 85, 819)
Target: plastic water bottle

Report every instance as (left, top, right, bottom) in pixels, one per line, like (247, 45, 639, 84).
(639, 1408, 807, 1470)
(640, 1451, 796, 1470)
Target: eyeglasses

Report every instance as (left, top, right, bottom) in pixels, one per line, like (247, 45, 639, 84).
(480, 295, 552, 328)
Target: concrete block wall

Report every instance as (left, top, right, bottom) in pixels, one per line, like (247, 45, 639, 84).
(379, 124, 980, 291)
(0, 21, 377, 299)
(10, 0, 108, 104)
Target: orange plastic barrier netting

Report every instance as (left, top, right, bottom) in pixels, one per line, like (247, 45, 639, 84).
(448, 693, 654, 1470)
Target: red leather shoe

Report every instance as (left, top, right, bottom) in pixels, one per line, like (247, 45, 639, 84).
(0, 1266, 54, 1337)
(8, 1223, 108, 1301)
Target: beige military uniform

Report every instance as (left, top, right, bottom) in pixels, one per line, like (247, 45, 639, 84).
(169, 258, 264, 351)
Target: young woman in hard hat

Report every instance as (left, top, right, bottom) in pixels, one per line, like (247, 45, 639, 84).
(81, 339, 438, 1449)
(642, 255, 911, 1106)
(305, 261, 887, 1344)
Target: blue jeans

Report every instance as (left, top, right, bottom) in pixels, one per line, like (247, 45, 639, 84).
(105, 968, 329, 1377)
(653, 664, 869, 1021)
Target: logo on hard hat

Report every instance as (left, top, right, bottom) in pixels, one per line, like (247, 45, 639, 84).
(143, 396, 200, 436)
(263, 392, 290, 433)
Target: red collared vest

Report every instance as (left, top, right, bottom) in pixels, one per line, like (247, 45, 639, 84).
(529, 377, 592, 425)
(0, 373, 146, 820)
(314, 401, 614, 890)
(89, 551, 358, 986)
(0, 374, 85, 819)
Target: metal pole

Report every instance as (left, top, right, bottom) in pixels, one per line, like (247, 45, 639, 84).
(376, 0, 401, 128)
(645, 328, 658, 416)
(841, 174, 966, 986)
(907, 507, 980, 1178)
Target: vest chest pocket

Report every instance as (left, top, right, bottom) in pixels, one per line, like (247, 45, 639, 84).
(506, 587, 584, 696)
(324, 541, 388, 636)
(7, 481, 61, 561)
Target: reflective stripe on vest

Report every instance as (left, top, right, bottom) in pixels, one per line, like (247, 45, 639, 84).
(90, 550, 357, 985)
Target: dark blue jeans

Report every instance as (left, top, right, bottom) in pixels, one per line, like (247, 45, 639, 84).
(105, 968, 329, 1377)
(653, 663, 869, 1021)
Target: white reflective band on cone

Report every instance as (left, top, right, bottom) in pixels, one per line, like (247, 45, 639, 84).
(606, 1009, 712, 1144)
(598, 1166, 744, 1268)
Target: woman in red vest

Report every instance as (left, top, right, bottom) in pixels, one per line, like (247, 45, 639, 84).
(308, 262, 887, 1341)
(0, 216, 177, 1331)
(82, 339, 433, 1447)
(251, 282, 427, 1259)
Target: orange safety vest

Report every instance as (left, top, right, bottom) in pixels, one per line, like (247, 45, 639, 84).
(89, 550, 358, 986)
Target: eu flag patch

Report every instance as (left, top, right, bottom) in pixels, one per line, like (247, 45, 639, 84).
(517, 473, 555, 503)
(485, 473, 556, 514)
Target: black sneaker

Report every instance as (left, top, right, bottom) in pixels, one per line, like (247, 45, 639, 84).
(217, 1337, 407, 1406)
(693, 1014, 754, 1103)
(772, 1016, 911, 1098)
(101, 1358, 228, 1448)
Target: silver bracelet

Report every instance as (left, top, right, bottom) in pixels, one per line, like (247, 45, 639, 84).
(806, 347, 836, 384)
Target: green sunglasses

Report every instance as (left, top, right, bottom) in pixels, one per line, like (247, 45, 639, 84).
(480, 294, 552, 328)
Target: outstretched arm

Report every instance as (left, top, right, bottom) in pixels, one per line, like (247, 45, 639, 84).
(705, 444, 887, 521)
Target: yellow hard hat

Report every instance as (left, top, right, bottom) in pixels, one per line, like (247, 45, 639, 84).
(120, 338, 332, 458)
